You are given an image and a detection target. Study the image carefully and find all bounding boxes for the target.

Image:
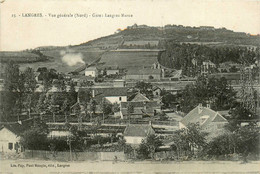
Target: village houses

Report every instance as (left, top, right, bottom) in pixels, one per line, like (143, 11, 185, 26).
(0, 124, 22, 153)
(179, 103, 228, 140)
(119, 92, 161, 119)
(85, 67, 98, 77)
(123, 124, 155, 146)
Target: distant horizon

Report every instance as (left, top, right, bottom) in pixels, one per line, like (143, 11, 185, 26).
(1, 0, 259, 51)
(1, 23, 259, 52)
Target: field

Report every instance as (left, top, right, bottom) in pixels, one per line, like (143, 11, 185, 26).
(1, 47, 162, 73)
(18, 48, 105, 73)
(1, 159, 260, 173)
(0, 51, 43, 63)
(100, 49, 162, 68)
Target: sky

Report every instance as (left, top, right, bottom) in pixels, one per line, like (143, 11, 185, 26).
(0, 0, 260, 51)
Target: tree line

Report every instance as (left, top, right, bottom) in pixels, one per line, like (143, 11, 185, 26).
(158, 43, 260, 76)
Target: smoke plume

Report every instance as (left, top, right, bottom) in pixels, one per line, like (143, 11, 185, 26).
(60, 50, 85, 66)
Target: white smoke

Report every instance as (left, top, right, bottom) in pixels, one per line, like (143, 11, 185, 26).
(60, 50, 85, 66)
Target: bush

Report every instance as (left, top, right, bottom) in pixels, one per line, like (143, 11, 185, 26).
(137, 135, 162, 159)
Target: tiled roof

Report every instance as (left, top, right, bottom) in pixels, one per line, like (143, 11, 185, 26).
(0, 123, 24, 136)
(152, 86, 161, 91)
(85, 67, 97, 71)
(78, 87, 127, 103)
(121, 101, 158, 108)
(180, 104, 228, 128)
(130, 92, 150, 102)
(120, 101, 160, 116)
(124, 124, 155, 137)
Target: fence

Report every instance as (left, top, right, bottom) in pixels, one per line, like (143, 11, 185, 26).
(22, 150, 126, 161)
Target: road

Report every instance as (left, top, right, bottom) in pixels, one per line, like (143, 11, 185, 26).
(1, 159, 260, 173)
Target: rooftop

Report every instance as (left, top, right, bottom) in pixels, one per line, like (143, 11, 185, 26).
(0, 123, 25, 136)
(130, 92, 150, 102)
(124, 124, 155, 137)
(181, 104, 228, 129)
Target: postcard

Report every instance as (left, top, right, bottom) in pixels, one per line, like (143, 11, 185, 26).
(0, 0, 260, 173)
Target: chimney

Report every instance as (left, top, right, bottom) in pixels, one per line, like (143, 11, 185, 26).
(161, 69, 165, 78)
(92, 89, 95, 98)
(206, 104, 210, 108)
(198, 103, 203, 114)
(143, 101, 147, 111)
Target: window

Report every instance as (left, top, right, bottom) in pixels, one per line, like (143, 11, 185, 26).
(200, 115, 209, 125)
(119, 97, 122, 101)
(8, 143, 13, 150)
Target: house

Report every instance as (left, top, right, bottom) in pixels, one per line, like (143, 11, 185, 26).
(0, 124, 22, 153)
(170, 70, 182, 81)
(78, 86, 128, 104)
(120, 100, 161, 119)
(201, 60, 216, 75)
(70, 98, 86, 116)
(130, 92, 150, 102)
(180, 103, 228, 140)
(123, 124, 155, 145)
(107, 69, 120, 76)
(125, 68, 162, 80)
(119, 92, 161, 119)
(85, 67, 98, 77)
(218, 61, 241, 73)
(48, 130, 72, 139)
(152, 86, 161, 98)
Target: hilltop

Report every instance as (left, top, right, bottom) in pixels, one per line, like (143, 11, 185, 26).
(76, 24, 260, 48)
(1, 24, 259, 73)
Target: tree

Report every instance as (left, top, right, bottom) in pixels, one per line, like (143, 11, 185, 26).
(168, 123, 207, 159)
(62, 98, 70, 122)
(35, 93, 46, 115)
(229, 66, 238, 72)
(22, 68, 37, 118)
(42, 71, 52, 92)
(112, 103, 120, 113)
(229, 106, 255, 128)
(206, 132, 238, 157)
(20, 121, 49, 150)
(23, 67, 37, 93)
(2, 62, 25, 120)
(186, 123, 208, 155)
(90, 99, 97, 117)
(68, 81, 77, 106)
(45, 94, 60, 122)
(235, 123, 260, 158)
(135, 81, 153, 99)
(4, 61, 21, 92)
(206, 123, 260, 159)
(161, 92, 176, 108)
(101, 99, 112, 122)
(179, 76, 237, 113)
(137, 134, 162, 159)
(118, 138, 134, 157)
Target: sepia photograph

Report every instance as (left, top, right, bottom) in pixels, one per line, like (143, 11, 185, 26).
(0, 0, 260, 173)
